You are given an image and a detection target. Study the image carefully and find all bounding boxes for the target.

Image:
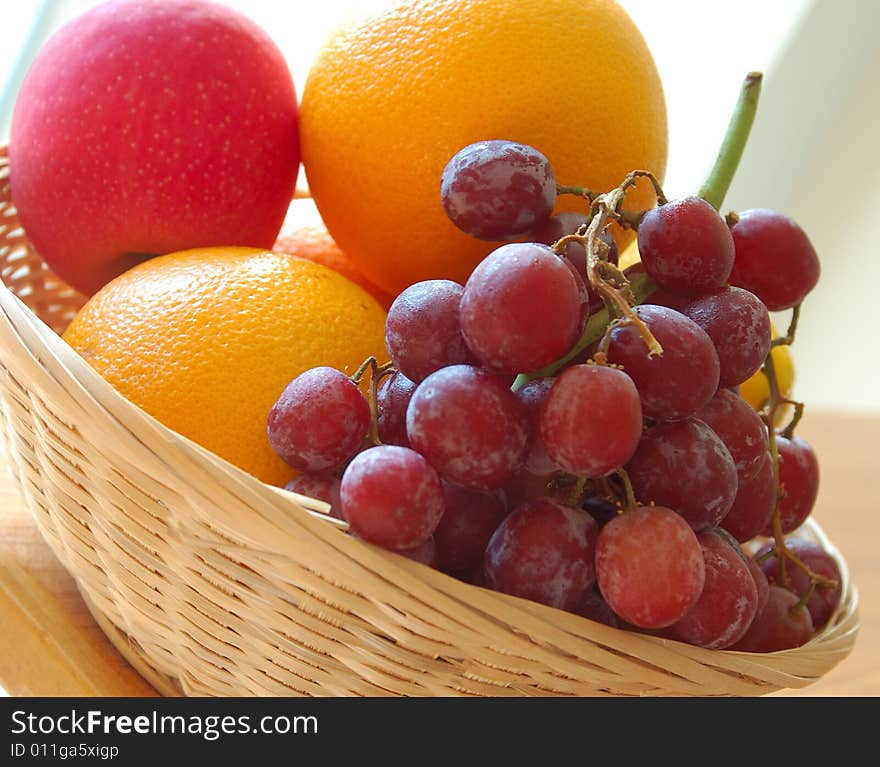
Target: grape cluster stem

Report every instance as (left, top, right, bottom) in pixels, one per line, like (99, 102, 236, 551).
(760, 306, 837, 610)
(698, 72, 763, 211)
(350, 356, 396, 447)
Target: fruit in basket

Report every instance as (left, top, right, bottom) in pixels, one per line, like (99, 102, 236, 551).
(268, 74, 840, 653)
(385, 280, 472, 382)
(340, 445, 445, 550)
(637, 196, 735, 296)
(440, 140, 557, 241)
(485, 498, 598, 611)
(665, 528, 759, 649)
(300, 0, 667, 295)
(755, 538, 842, 628)
(268, 367, 372, 473)
(63, 248, 387, 486)
(8, 0, 299, 296)
(729, 209, 821, 311)
(595, 506, 705, 629)
(731, 586, 814, 652)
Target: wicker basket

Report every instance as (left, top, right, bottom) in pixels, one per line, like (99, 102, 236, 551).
(0, 145, 859, 697)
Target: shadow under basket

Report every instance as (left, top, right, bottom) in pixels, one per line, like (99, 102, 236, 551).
(0, 146, 859, 697)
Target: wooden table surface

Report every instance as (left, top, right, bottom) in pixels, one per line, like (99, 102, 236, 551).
(1, 409, 877, 697)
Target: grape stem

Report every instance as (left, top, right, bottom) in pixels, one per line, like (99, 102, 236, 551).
(761, 328, 838, 606)
(698, 71, 763, 210)
(351, 356, 396, 446)
(771, 304, 801, 348)
(556, 183, 596, 201)
(566, 476, 587, 508)
(583, 177, 664, 357)
(616, 468, 637, 510)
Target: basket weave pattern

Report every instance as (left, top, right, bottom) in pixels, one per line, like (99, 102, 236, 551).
(0, 146, 859, 696)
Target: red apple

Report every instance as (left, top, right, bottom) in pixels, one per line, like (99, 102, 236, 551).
(8, 0, 300, 296)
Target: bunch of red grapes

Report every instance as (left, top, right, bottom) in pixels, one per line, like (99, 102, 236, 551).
(267, 139, 840, 654)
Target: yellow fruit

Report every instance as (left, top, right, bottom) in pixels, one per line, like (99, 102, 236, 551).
(739, 323, 795, 411)
(63, 247, 388, 486)
(619, 240, 642, 271)
(301, 0, 667, 296)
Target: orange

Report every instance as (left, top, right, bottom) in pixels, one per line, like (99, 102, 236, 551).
(273, 198, 396, 309)
(62, 247, 388, 486)
(300, 0, 667, 296)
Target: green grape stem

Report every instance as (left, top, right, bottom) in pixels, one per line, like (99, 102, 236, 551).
(698, 71, 763, 210)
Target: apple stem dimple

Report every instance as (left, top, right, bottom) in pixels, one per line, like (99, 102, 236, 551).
(698, 71, 763, 211)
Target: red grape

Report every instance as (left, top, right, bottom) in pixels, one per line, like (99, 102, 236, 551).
(626, 418, 738, 531)
(570, 587, 623, 627)
(284, 473, 343, 520)
(540, 364, 643, 478)
(459, 243, 582, 374)
(467, 565, 489, 589)
(730, 585, 814, 652)
(606, 305, 720, 421)
(562, 256, 593, 331)
(666, 528, 759, 649)
(503, 470, 570, 508)
(747, 555, 770, 615)
(624, 262, 690, 312)
(681, 286, 772, 388)
(520, 215, 595, 327)
(484, 498, 598, 611)
(762, 434, 819, 534)
(637, 196, 735, 295)
(433, 481, 508, 573)
(721, 450, 776, 542)
(595, 506, 705, 629)
(642, 289, 692, 313)
(339, 445, 444, 551)
(268, 366, 370, 473)
(406, 364, 528, 490)
(513, 377, 558, 475)
(695, 388, 767, 483)
(384, 280, 471, 382)
(376, 371, 417, 447)
(440, 140, 556, 240)
(729, 209, 820, 311)
(756, 538, 841, 628)
(397, 537, 439, 568)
